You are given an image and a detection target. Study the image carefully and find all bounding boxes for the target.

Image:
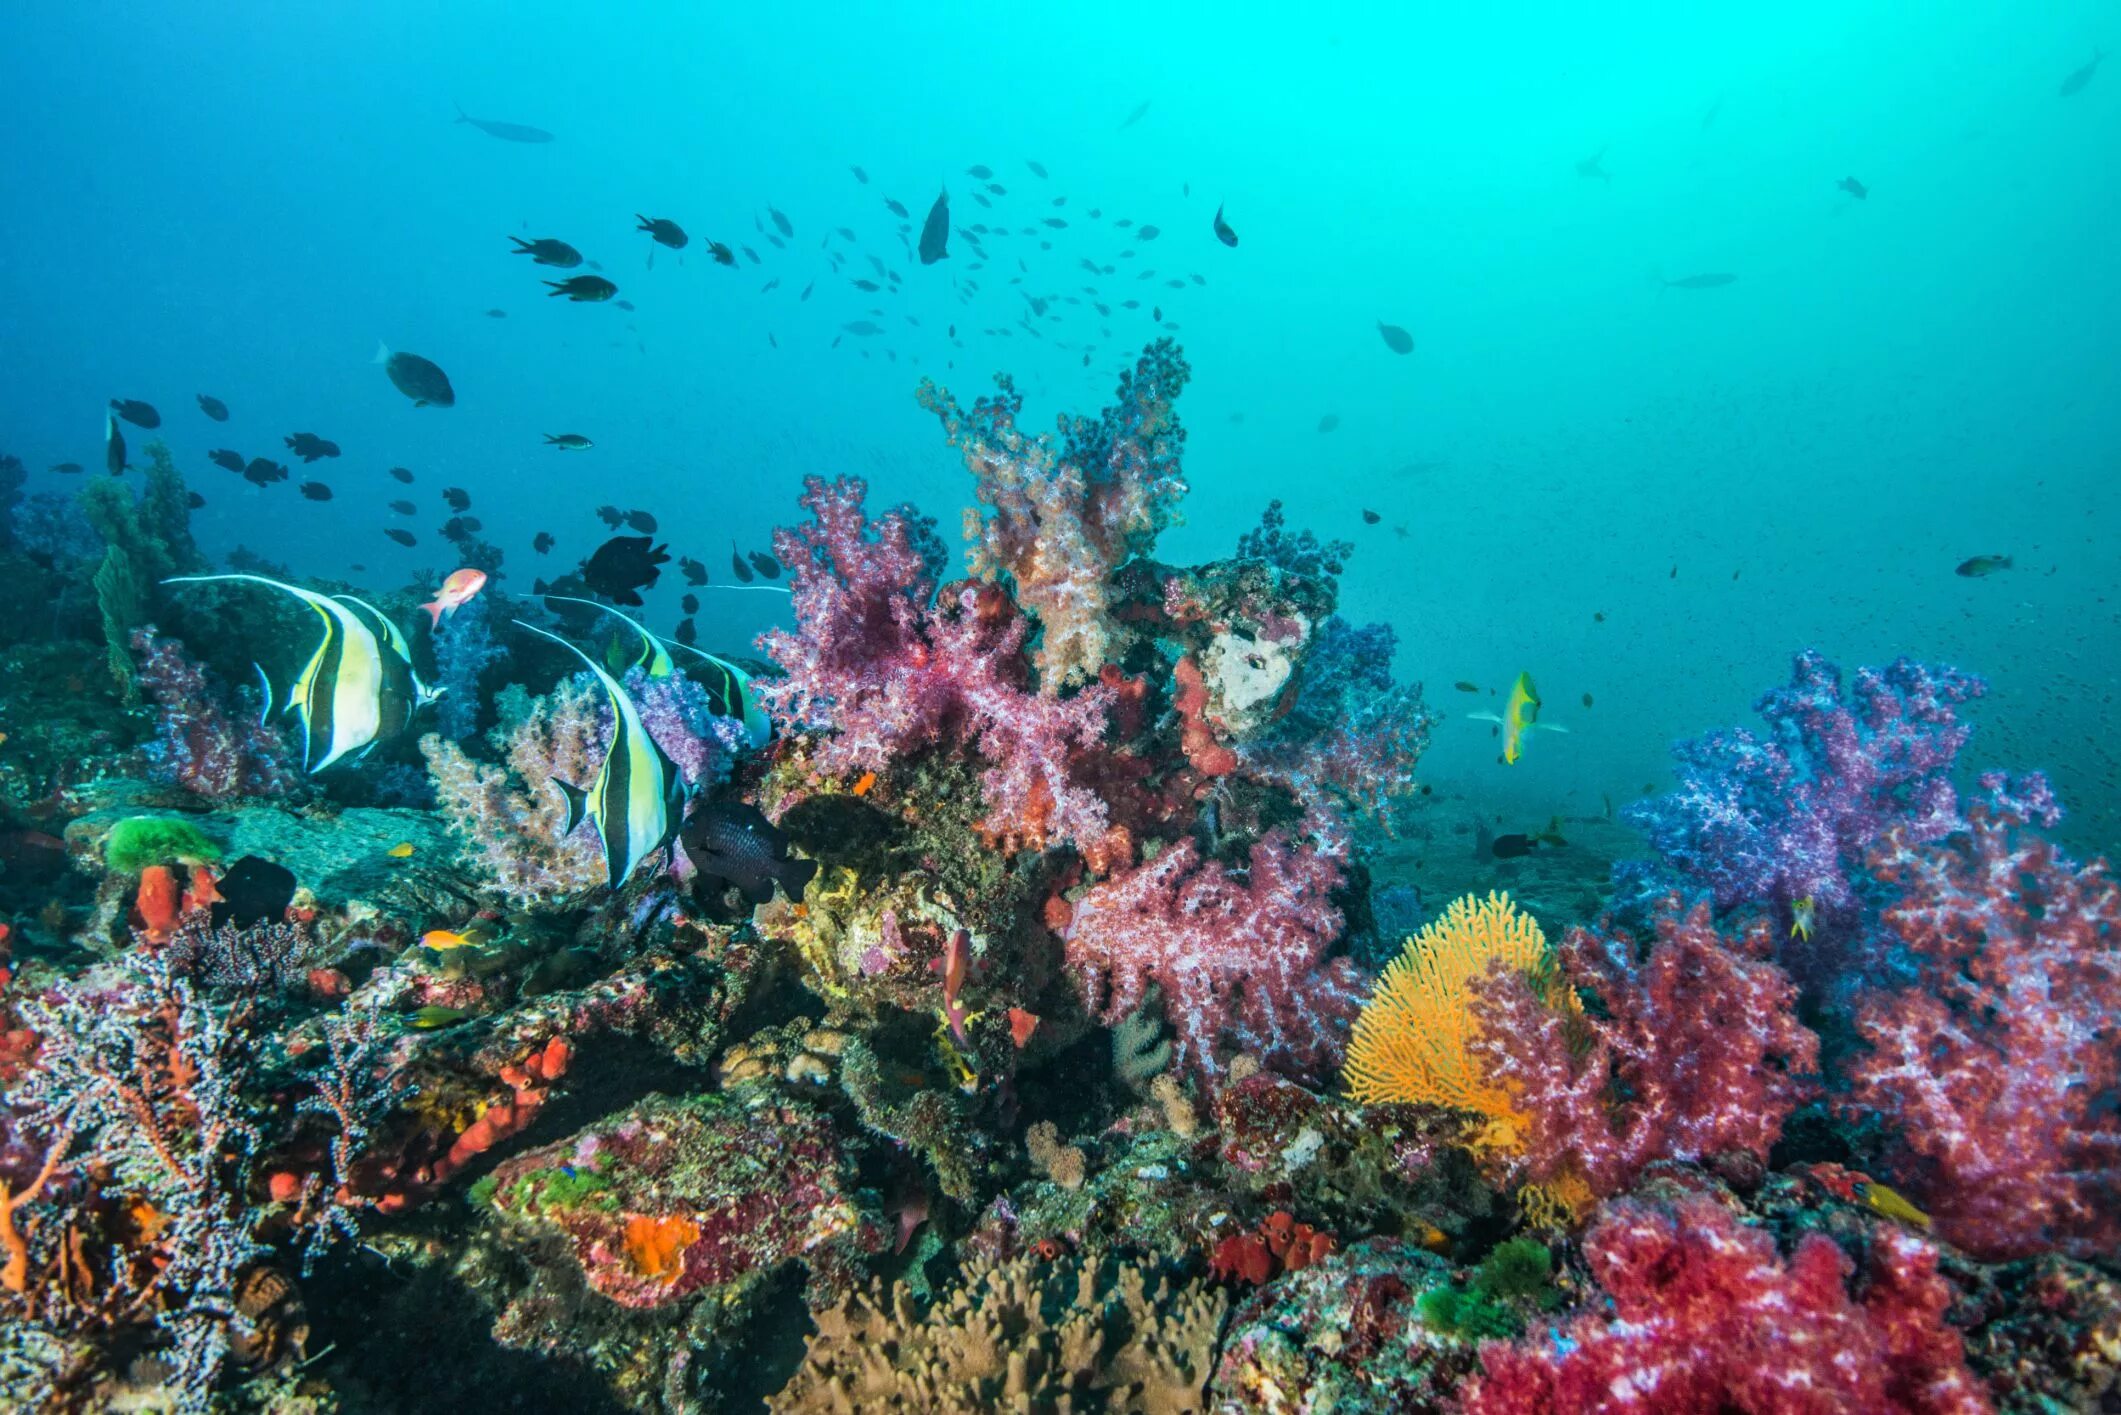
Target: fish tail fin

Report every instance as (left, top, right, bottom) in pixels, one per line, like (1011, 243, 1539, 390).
(420, 597, 445, 629)
(552, 779, 588, 836)
(453, 101, 470, 123)
(372, 339, 390, 365)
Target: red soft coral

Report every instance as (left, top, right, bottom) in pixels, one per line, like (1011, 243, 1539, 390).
(1469, 900, 1819, 1198)
(1061, 820, 1358, 1088)
(1460, 1196, 1992, 1415)
(758, 477, 1115, 853)
(1842, 778, 2121, 1260)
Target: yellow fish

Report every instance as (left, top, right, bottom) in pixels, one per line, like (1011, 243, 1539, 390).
(387, 841, 416, 859)
(1469, 671, 1568, 765)
(1854, 1180, 1931, 1231)
(1789, 895, 1817, 942)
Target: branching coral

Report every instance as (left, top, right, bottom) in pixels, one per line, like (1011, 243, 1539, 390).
(918, 340, 1190, 688)
(1062, 822, 1358, 1089)
(1842, 774, 2120, 1260)
(759, 477, 1118, 854)
(1248, 616, 1437, 827)
(1469, 900, 1819, 1200)
(1621, 650, 1985, 918)
(770, 1251, 1225, 1413)
(1459, 1195, 1992, 1414)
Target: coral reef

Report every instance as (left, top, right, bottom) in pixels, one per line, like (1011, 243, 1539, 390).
(133, 627, 308, 802)
(1842, 777, 2120, 1260)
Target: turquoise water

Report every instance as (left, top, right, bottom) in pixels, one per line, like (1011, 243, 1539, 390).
(4, 1, 2116, 845)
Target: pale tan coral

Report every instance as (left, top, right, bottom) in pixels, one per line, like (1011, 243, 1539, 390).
(419, 675, 607, 907)
(1026, 1120, 1087, 1191)
(769, 1253, 1225, 1413)
(1150, 1074, 1201, 1139)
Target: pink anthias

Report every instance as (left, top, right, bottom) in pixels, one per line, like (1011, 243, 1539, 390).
(422, 567, 488, 627)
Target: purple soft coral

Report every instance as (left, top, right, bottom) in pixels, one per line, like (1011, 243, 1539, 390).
(758, 476, 1116, 854)
(1622, 650, 1984, 916)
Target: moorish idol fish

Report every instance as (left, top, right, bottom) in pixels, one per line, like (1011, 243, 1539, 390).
(513, 620, 685, 887)
(539, 595, 675, 679)
(1468, 670, 1568, 766)
(541, 594, 772, 748)
(163, 574, 439, 772)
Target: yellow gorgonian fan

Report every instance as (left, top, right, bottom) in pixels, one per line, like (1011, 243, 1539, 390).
(1343, 890, 1562, 1152)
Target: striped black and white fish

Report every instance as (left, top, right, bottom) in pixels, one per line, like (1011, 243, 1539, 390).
(164, 574, 440, 771)
(513, 620, 686, 887)
(541, 594, 772, 749)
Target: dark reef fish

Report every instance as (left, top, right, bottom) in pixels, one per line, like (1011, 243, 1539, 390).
(1212, 204, 1238, 247)
(375, 345, 455, 407)
(545, 275, 618, 302)
(581, 534, 670, 605)
(1955, 554, 2012, 578)
(509, 236, 582, 268)
(386, 528, 417, 546)
(454, 102, 554, 143)
(104, 414, 126, 475)
(747, 550, 781, 580)
(730, 543, 755, 583)
(110, 398, 160, 429)
(210, 856, 297, 928)
(682, 800, 815, 906)
(389, 466, 414, 483)
(707, 241, 736, 266)
(50, 461, 83, 474)
(196, 393, 229, 421)
(1377, 321, 1415, 354)
(2059, 49, 2104, 96)
(284, 433, 340, 462)
(680, 555, 709, 586)
(596, 505, 624, 528)
(443, 487, 471, 512)
(515, 621, 684, 887)
(850, 165, 868, 183)
(1838, 176, 1868, 199)
(918, 188, 950, 264)
(1118, 98, 1152, 129)
(884, 197, 909, 219)
(544, 433, 593, 450)
(242, 457, 288, 485)
(533, 531, 554, 554)
(767, 205, 794, 238)
(1576, 145, 1611, 182)
(389, 500, 416, 515)
(300, 481, 333, 501)
(636, 215, 688, 248)
(625, 509, 657, 533)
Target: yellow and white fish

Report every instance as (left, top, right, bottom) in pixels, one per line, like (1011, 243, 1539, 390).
(165, 574, 439, 772)
(513, 620, 686, 887)
(1469, 671, 1568, 765)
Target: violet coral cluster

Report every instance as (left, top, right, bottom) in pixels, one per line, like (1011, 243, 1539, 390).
(1621, 650, 1985, 920)
(132, 627, 306, 802)
(917, 339, 1190, 687)
(758, 477, 1119, 855)
(1841, 772, 2120, 1261)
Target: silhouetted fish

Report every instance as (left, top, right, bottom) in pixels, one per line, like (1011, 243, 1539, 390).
(636, 215, 688, 248)
(300, 481, 332, 501)
(443, 487, 470, 512)
(2059, 49, 2104, 97)
(1118, 99, 1152, 128)
(730, 543, 754, 583)
(1213, 205, 1238, 247)
(376, 345, 455, 407)
(918, 189, 950, 264)
(682, 800, 815, 906)
(454, 103, 553, 143)
(389, 466, 414, 483)
(110, 398, 159, 429)
(509, 236, 582, 267)
(1377, 321, 1414, 354)
(386, 528, 417, 546)
(196, 394, 229, 421)
(625, 509, 657, 533)
(208, 449, 244, 473)
(545, 275, 617, 301)
(767, 206, 794, 238)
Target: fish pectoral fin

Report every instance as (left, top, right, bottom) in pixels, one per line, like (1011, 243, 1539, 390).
(552, 779, 589, 835)
(254, 663, 277, 726)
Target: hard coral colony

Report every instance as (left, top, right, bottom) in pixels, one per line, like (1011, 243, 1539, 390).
(0, 339, 2112, 1415)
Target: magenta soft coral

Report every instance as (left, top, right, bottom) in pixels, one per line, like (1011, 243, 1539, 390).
(1469, 900, 1819, 1198)
(1061, 819, 1359, 1088)
(1460, 1196, 1992, 1415)
(758, 476, 1116, 854)
(1842, 773, 2120, 1261)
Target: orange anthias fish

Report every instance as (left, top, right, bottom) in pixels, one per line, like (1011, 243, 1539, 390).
(421, 568, 489, 627)
(419, 925, 491, 952)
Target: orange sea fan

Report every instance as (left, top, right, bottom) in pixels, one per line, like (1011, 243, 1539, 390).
(1342, 891, 1567, 1152)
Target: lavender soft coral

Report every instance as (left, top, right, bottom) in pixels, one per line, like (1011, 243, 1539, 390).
(1621, 650, 1985, 920)
(918, 340, 1190, 688)
(132, 627, 307, 802)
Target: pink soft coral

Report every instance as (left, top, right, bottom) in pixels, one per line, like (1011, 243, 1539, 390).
(132, 627, 306, 801)
(1061, 820, 1359, 1088)
(1469, 900, 1819, 1198)
(758, 476, 1116, 854)
(1843, 773, 2121, 1260)
(1460, 1195, 1992, 1415)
